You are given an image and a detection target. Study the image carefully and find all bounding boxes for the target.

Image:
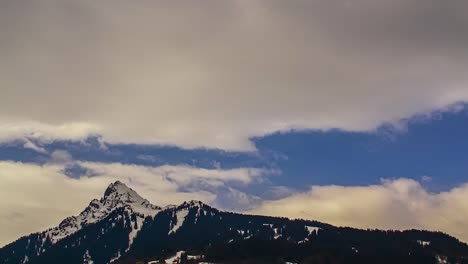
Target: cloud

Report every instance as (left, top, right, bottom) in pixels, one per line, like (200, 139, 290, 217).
(49, 150, 73, 164)
(22, 139, 48, 154)
(0, 122, 100, 143)
(421, 175, 432, 182)
(0, 161, 270, 247)
(1, 1, 468, 150)
(251, 178, 468, 243)
(213, 187, 262, 212)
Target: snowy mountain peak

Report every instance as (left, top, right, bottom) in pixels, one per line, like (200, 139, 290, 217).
(42, 181, 160, 246)
(104, 180, 134, 198)
(102, 181, 161, 214)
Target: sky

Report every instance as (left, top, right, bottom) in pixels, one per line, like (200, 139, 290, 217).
(1, 0, 468, 246)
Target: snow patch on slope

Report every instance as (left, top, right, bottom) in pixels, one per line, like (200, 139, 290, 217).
(149, 251, 203, 264)
(169, 209, 189, 234)
(417, 240, 431, 247)
(127, 213, 146, 251)
(83, 250, 94, 264)
(306, 226, 321, 234)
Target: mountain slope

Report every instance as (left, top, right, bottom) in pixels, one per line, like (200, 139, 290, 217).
(126, 202, 468, 264)
(0, 181, 160, 264)
(1, 181, 468, 264)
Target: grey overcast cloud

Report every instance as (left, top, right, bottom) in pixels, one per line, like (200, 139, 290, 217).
(1, 0, 468, 150)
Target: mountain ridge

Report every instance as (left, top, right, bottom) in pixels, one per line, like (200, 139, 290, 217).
(1, 181, 467, 264)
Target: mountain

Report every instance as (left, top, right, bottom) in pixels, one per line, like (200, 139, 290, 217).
(1, 182, 467, 264)
(0, 181, 160, 264)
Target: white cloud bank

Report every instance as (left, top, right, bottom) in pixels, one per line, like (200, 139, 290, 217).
(251, 178, 468, 243)
(1, 1, 468, 150)
(0, 161, 268, 247)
